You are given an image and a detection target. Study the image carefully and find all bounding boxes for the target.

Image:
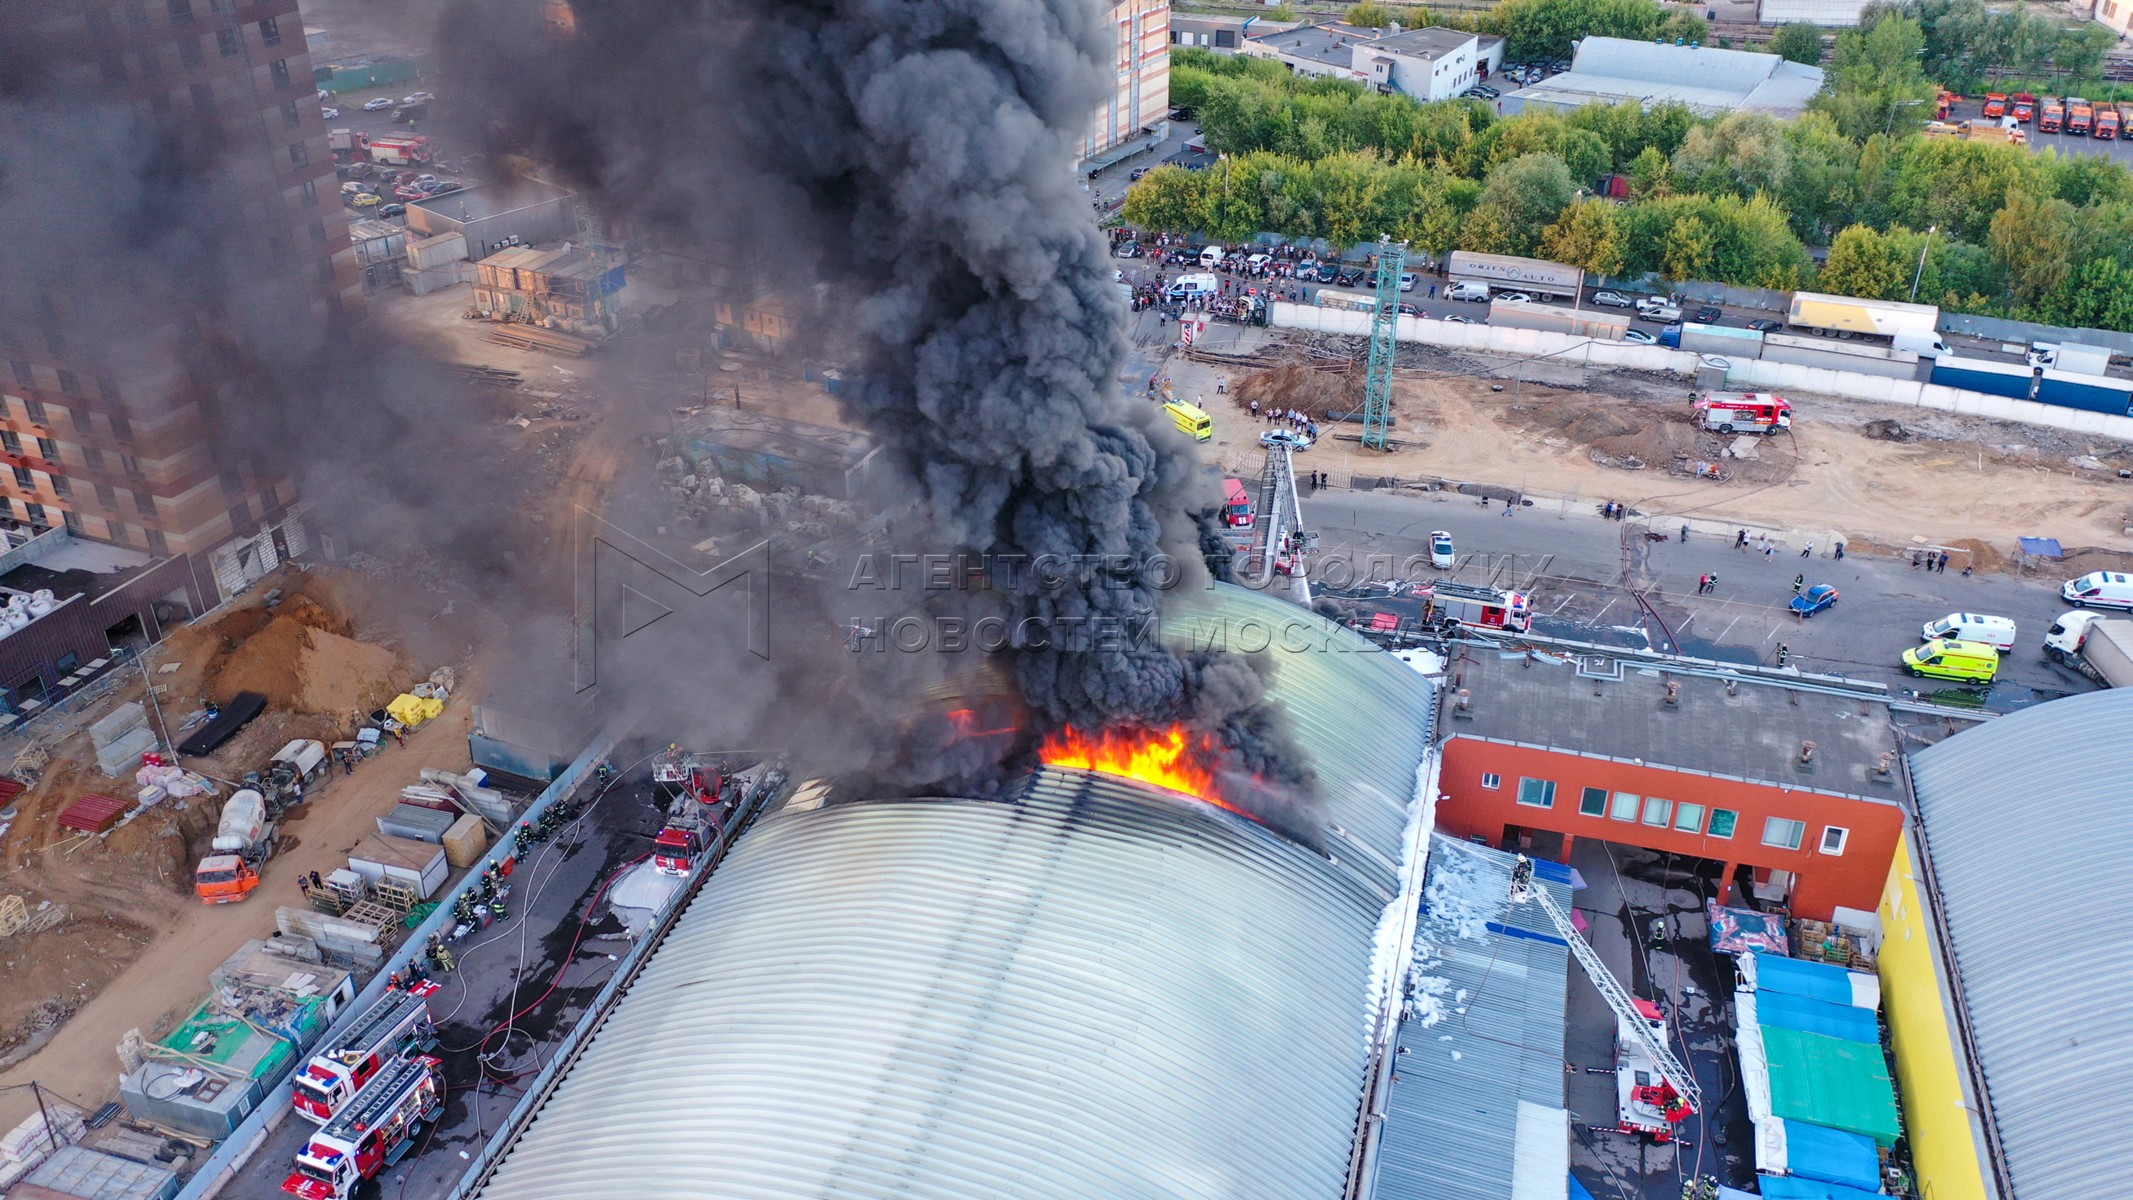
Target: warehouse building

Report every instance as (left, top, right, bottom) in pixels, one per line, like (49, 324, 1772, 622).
(406, 178, 579, 262)
(1499, 37, 1825, 119)
(470, 585, 1574, 1200)
(1878, 689, 2133, 1200)
(1240, 22, 1498, 99)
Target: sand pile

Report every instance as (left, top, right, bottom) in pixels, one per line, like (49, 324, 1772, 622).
(1233, 364, 1359, 418)
(210, 596, 404, 717)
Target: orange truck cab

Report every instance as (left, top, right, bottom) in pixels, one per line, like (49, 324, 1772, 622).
(2098, 106, 2121, 140)
(1935, 90, 1958, 120)
(1982, 92, 2008, 118)
(195, 853, 262, 904)
(2012, 93, 2036, 122)
(2040, 97, 2065, 132)
(2069, 97, 2093, 134)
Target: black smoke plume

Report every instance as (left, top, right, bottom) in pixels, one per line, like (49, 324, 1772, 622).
(446, 0, 1315, 797)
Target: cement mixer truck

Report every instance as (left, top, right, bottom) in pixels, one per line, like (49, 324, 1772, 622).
(195, 788, 279, 904)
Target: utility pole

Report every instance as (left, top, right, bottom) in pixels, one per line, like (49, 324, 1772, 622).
(1362, 236, 1407, 452)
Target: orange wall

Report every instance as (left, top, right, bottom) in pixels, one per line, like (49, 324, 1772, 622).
(1439, 737, 1907, 920)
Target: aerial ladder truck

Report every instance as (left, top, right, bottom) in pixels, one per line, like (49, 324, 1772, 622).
(290, 986, 439, 1123)
(283, 1054, 444, 1200)
(1509, 857, 1702, 1141)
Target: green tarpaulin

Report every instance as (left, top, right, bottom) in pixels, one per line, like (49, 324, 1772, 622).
(1762, 1025, 1903, 1147)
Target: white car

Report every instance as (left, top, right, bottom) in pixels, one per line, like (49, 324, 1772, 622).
(401, 91, 435, 104)
(1622, 328, 1657, 345)
(362, 97, 395, 111)
(1496, 292, 1532, 305)
(1261, 430, 1312, 450)
(1399, 272, 1419, 292)
(2026, 344, 2057, 368)
(321, 106, 340, 119)
(1244, 253, 1271, 271)
(1429, 531, 1455, 570)
(1592, 290, 1633, 308)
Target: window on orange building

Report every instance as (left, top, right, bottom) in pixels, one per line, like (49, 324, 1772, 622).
(1480, 773, 1500, 789)
(1609, 792, 1638, 821)
(1709, 809, 1738, 838)
(1820, 826, 1849, 855)
(1516, 778, 1555, 808)
(1763, 817, 1806, 850)
(1641, 796, 1671, 826)
(1579, 786, 1607, 817)
(1674, 802, 1704, 833)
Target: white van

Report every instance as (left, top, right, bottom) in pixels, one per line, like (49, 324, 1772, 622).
(2064, 571, 2133, 609)
(1198, 245, 1227, 270)
(1166, 272, 1218, 302)
(1446, 281, 1490, 302)
(1892, 330, 1952, 357)
(1921, 612, 2017, 651)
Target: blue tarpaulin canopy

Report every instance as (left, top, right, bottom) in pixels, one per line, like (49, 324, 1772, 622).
(1569, 1173, 1599, 1200)
(1753, 953, 1876, 1009)
(1785, 1120, 1885, 1192)
(2018, 537, 2064, 558)
(1758, 991, 1881, 1044)
(1759, 1172, 1887, 1200)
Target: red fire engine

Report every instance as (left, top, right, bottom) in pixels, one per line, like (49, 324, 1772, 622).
(1424, 581, 1531, 633)
(291, 985, 438, 1123)
(652, 799, 716, 876)
(284, 1054, 444, 1200)
(1694, 391, 1792, 436)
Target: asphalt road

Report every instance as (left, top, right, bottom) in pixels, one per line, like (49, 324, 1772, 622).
(1292, 485, 2097, 710)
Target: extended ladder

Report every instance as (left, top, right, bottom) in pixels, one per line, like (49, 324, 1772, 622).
(1511, 858, 1703, 1113)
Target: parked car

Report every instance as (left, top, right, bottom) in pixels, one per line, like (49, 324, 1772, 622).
(1336, 268, 1365, 287)
(379, 203, 407, 218)
(401, 91, 435, 105)
(1261, 430, 1312, 450)
(1444, 314, 1477, 324)
(423, 181, 464, 196)
(1496, 292, 1532, 305)
(349, 191, 380, 209)
(1245, 253, 1272, 272)
(1903, 638, 2000, 683)
(1473, 85, 1499, 99)
(1129, 167, 1149, 182)
(1399, 271, 1418, 292)
(1691, 305, 1723, 324)
(362, 97, 395, 111)
(1429, 531, 1456, 570)
(1623, 329, 1657, 345)
(1591, 290, 1634, 308)
(1398, 303, 1423, 316)
(1747, 318, 1782, 333)
(1114, 241, 1141, 258)
(1920, 613, 2017, 652)
(321, 106, 339, 119)
(1789, 583, 1840, 617)
(1296, 260, 1324, 281)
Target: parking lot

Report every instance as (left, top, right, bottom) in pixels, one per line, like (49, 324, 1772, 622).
(1943, 94, 2133, 168)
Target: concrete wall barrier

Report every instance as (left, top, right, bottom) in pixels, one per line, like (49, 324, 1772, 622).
(1271, 302, 2133, 443)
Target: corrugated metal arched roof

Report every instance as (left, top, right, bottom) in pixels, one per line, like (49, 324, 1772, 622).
(477, 770, 1386, 1200)
(1908, 688, 2133, 1200)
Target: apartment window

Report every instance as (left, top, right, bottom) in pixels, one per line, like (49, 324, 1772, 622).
(280, 99, 301, 128)
(299, 178, 318, 207)
(1609, 792, 1640, 821)
(219, 468, 244, 496)
(11, 466, 32, 490)
(1641, 796, 1672, 827)
(124, 0, 147, 24)
(179, 36, 202, 67)
(270, 235, 292, 262)
(1674, 802, 1705, 834)
(217, 28, 239, 56)
(288, 141, 308, 167)
(258, 16, 281, 45)
(1820, 826, 1850, 856)
(120, 454, 144, 479)
(54, 370, 77, 396)
(82, 447, 102, 470)
(1579, 786, 1608, 817)
(1481, 772, 1501, 790)
(1708, 809, 1738, 838)
(22, 399, 44, 426)
(95, 483, 116, 508)
(147, 529, 169, 555)
(229, 502, 257, 536)
(35, 438, 56, 462)
(108, 521, 129, 546)
(308, 218, 327, 244)
(48, 475, 68, 498)
(100, 57, 129, 85)
(110, 414, 134, 445)
(62, 510, 82, 537)
(168, 0, 193, 22)
(269, 59, 290, 89)
(8, 362, 29, 388)
(134, 490, 157, 517)
(25, 503, 46, 527)
(0, 432, 20, 454)
(209, 0, 228, 10)
(1516, 778, 1556, 809)
(1763, 817, 1807, 851)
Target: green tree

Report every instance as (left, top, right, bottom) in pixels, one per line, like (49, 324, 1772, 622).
(1121, 166, 1209, 234)
(1819, 224, 1908, 299)
(1671, 112, 1793, 201)
(1662, 216, 1717, 281)
(1540, 198, 1629, 275)
(1628, 145, 1672, 198)
(1480, 153, 1579, 234)
(1816, 16, 1937, 142)
(1986, 189, 2079, 307)
(1345, 2, 1401, 26)
(1267, 2, 1298, 20)
(1769, 22, 1826, 65)
(1657, 9, 1708, 44)
(1457, 205, 1526, 255)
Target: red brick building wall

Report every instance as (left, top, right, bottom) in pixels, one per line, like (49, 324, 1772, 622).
(1439, 736, 1907, 921)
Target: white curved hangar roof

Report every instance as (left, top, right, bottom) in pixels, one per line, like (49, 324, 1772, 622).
(477, 770, 1388, 1200)
(1907, 687, 2133, 1200)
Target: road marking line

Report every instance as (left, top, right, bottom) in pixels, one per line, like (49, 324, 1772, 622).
(1591, 598, 1617, 623)
(1550, 594, 1577, 615)
(1717, 616, 1741, 641)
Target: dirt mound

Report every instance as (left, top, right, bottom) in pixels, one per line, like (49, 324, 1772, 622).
(211, 619, 404, 718)
(1233, 364, 1359, 417)
(1590, 420, 1707, 469)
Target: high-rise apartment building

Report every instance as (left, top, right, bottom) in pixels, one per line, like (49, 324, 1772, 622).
(0, 0, 356, 592)
(1079, 0, 1171, 171)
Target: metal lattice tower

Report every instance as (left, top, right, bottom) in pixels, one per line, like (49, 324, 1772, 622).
(1361, 237, 1407, 451)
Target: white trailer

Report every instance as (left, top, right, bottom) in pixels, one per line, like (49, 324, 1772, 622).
(1446, 251, 1583, 302)
(2044, 611, 2133, 687)
(1785, 291, 1940, 342)
(1488, 300, 1629, 339)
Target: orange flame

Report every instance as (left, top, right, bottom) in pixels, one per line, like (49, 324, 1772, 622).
(1040, 724, 1221, 803)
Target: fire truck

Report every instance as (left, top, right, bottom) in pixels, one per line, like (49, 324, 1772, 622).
(327, 129, 434, 165)
(652, 797, 717, 876)
(291, 986, 438, 1123)
(1695, 391, 1792, 436)
(1422, 581, 1531, 634)
(284, 1055, 444, 1200)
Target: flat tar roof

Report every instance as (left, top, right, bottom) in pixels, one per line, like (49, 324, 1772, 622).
(1248, 21, 1374, 69)
(1439, 643, 1930, 801)
(411, 177, 574, 224)
(1369, 27, 1472, 58)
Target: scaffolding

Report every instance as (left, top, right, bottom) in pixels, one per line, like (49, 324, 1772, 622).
(1362, 237, 1407, 451)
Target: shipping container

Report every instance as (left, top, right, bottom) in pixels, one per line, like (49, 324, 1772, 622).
(1659, 322, 1765, 355)
(347, 834, 449, 900)
(1445, 251, 1583, 301)
(1928, 355, 2035, 400)
(2034, 371, 2133, 415)
(1760, 332, 1922, 379)
(1487, 299, 1629, 339)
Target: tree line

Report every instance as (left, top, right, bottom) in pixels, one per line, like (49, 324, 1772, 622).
(1133, 24, 2133, 330)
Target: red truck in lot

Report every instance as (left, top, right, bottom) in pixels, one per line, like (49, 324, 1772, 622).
(2012, 92, 2037, 123)
(1983, 92, 2008, 118)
